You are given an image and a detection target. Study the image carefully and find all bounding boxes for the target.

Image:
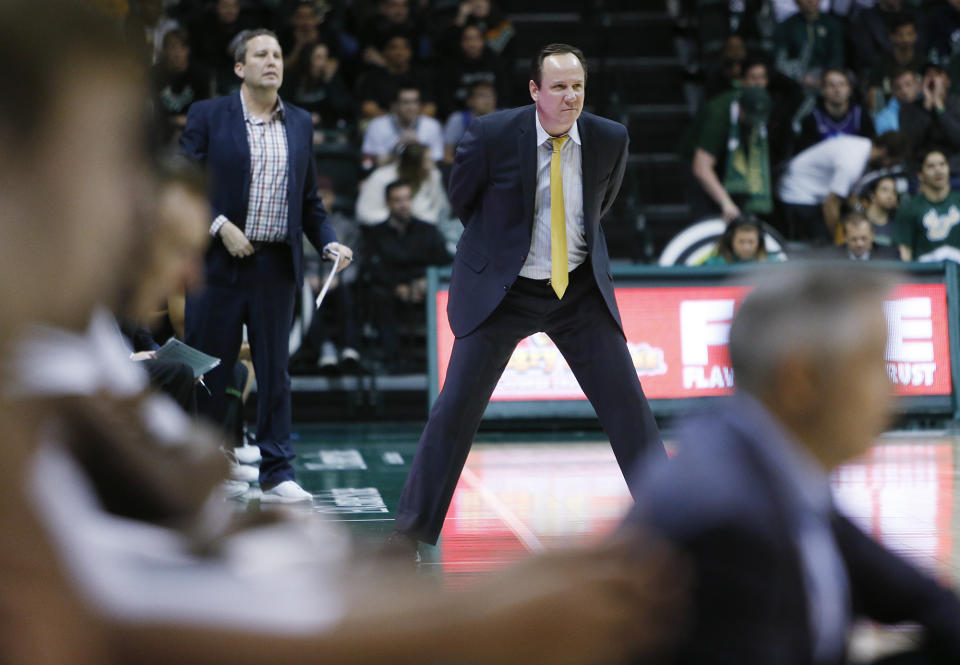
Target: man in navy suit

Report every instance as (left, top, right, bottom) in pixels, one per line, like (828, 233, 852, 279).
(181, 29, 352, 503)
(390, 44, 664, 553)
(623, 263, 960, 665)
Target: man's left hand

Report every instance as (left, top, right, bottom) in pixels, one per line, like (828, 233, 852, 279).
(323, 242, 354, 273)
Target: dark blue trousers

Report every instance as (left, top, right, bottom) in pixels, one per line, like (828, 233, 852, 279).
(394, 261, 665, 544)
(186, 244, 297, 489)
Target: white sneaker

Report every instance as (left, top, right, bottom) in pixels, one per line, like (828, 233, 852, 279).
(230, 462, 259, 483)
(233, 442, 262, 465)
(319, 341, 338, 369)
(261, 480, 313, 504)
(220, 479, 250, 499)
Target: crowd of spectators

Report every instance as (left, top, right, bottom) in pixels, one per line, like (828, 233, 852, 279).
(678, 0, 960, 266)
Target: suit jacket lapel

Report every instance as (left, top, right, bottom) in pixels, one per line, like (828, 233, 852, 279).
(578, 115, 597, 247)
(519, 107, 537, 230)
(230, 93, 249, 157)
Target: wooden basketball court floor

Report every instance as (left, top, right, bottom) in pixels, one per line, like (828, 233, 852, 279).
(233, 425, 960, 594)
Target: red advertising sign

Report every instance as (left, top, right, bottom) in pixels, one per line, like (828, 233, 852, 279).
(434, 282, 952, 400)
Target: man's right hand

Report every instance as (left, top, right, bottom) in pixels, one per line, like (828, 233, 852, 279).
(721, 200, 741, 222)
(218, 220, 255, 257)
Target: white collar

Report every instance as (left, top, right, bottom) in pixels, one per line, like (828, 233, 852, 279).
(5, 307, 147, 398)
(535, 109, 582, 147)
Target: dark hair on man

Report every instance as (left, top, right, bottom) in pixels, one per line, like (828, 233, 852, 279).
(821, 67, 850, 84)
(234, 28, 280, 64)
(379, 31, 412, 52)
(162, 28, 190, 50)
(468, 80, 497, 95)
(889, 65, 917, 83)
(531, 43, 587, 87)
(741, 53, 769, 77)
(0, 0, 137, 152)
(386, 179, 412, 199)
(873, 131, 910, 164)
(841, 209, 871, 230)
(157, 151, 208, 199)
(394, 83, 421, 102)
(889, 12, 916, 33)
(918, 146, 948, 168)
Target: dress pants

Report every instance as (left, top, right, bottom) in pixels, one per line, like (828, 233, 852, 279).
(394, 261, 665, 545)
(185, 243, 297, 488)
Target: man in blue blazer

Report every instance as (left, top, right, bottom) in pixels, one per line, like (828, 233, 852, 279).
(623, 263, 960, 665)
(391, 44, 664, 553)
(181, 29, 352, 502)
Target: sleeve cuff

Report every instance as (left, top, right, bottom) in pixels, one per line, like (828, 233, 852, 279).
(210, 215, 228, 237)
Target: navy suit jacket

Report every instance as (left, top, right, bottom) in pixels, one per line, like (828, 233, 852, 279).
(180, 92, 337, 287)
(447, 105, 629, 337)
(624, 397, 960, 665)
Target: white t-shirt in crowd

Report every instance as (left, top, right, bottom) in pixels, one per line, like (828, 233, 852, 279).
(778, 135, 873, 206)
(361, 114, 445, 163)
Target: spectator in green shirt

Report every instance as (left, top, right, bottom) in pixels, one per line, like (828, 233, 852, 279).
(774, 0, 845, 90)
(691, 57, 774, 222)
(895, 148, 960, 261)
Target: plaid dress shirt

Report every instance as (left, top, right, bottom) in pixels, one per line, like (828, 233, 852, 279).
(239, 93, 289, 242)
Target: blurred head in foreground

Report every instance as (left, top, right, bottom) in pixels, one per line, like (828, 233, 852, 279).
(729, 263, 895, 468)
(0, 0, 148, 344)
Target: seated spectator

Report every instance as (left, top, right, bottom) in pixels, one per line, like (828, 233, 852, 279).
(777, 131, 909, 242)
(703, 216, 772, 265)
(440, 0, 514, 58)
(291, 176, 363, 374)
(362, 180, 452, 368)
(437, 24, 507, 119)
(851, 0, 919, 76)
(361, 85, 444, 166)
(923, 0, 960, 68)
(359, 0, 426, 66)
(860, 175, 899, 246)
(282, 41, 354, 141)
(703, 35, 748, 99)
(831, 211, 901, 260)
(187, 0, 255, 95)
(688, 59, 774, 222)
(357, 142, 450, 224)
(794, 68, 874, 154)
(874, 66, 920, 134)
(444, 80, 497, 164)
(151, 28, 210, 146)
(124, 0, 179, 64)
(695, 0, 772, 73)
(278, 1, 340, 72)
(900, 61, 960, 173)
(895, 148, 960, 261)
(774, 0, 844, 91)
(864, 13, 922, 112)
(355, 33, 436, 119)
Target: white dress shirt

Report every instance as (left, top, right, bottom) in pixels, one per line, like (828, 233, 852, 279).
(519, 111, 587, 280)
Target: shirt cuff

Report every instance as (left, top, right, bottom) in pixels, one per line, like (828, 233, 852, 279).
(210, 215, 228, 237)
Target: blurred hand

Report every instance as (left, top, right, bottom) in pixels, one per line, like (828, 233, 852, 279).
(130, 351, 157, 362)
(218, 220, 254, 258)
(466, 533, 690, 665)
(721, 200, 741, 222)
(410, 277, 427, 303)
(395, 283, 412, 301)
(323, 242, 353, 273)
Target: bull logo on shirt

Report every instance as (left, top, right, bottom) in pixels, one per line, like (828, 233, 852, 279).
(922, 205, 960, 242)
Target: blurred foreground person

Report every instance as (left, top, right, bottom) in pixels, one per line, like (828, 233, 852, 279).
(0, 4, 687, 664)
(623, 263, 960, 665)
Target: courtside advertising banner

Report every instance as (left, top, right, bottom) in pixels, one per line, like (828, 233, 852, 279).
(434, 282, 952, 402)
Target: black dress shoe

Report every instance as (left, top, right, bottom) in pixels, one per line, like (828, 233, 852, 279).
(383, 530, 421, 564)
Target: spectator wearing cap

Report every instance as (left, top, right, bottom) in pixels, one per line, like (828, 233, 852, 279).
(355, 33, 436, 120)
(794, 68, 874, 154)
(687, 59, 775, 223)
(899, 61, 960, 172)
(361, 85, 444, 167)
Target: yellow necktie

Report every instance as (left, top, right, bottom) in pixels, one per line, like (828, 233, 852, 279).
(549, 135, 569, 299)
